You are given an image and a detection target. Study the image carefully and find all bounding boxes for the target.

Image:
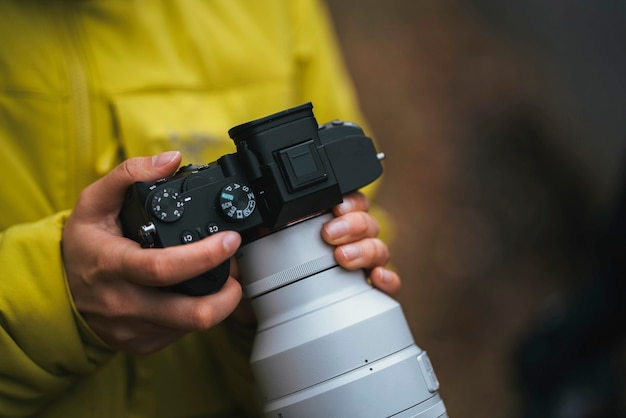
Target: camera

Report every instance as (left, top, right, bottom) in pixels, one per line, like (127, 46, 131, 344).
(120, 102, 383, 295)
(120, 103, 447, 416)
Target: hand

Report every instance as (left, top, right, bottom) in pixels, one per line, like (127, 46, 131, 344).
(62, 151, 243, 355)
(322, 192, 401, 295)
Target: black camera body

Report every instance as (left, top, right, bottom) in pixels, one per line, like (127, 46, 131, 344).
(120, 103, 383, 295)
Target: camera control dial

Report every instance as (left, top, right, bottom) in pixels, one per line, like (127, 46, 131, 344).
(219, 182, 256, 221)
(150, 188, 184, 222)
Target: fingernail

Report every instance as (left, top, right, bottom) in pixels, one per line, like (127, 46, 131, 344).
(380, 268, 392, 283)
(340, 244, 361, 261)
(152, 151, 180, 167)
(335, 199, 354, 215)
(324, 219, 348, 240)
(222, 232, 241, 252)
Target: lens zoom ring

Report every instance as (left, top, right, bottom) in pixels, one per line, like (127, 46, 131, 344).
(244, 253, 337, 298)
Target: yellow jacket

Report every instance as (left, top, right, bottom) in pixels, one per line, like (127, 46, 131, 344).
(0, 1, 385, 417)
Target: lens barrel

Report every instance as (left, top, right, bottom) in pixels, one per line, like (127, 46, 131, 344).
(236, 214, 447, 417)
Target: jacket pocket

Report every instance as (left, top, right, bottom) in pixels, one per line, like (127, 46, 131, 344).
(111, 91, 240, 166)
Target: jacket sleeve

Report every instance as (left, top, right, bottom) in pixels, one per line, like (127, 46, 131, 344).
(0, 211, 115, 417)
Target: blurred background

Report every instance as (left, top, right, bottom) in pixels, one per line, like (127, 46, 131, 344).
(326, 1, 626, 417)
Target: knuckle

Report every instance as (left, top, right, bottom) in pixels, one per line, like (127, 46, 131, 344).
(98, 286, 136, 320)
(188, 303, 217, 331)
(355, 192, 370, 211)
(109, 325, 136, 346)
(368, 215, 381, 237)
(363, 239, 389, 266)
(119, 157, 140, 180)
(143, 257, 171, 282)
(347, 212, 371, 236)
(199, 245, 224, 269)
(351, 211, 379, 237)
(374, 239, 390, 264)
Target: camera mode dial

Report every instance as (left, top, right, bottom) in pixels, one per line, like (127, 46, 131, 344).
(150, 187, 184, 222)
(219, 182, 256, 221)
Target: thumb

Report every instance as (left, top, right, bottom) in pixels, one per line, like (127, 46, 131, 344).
(80, 151, 182, 216)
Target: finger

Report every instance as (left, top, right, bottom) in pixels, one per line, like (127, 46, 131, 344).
(84, 276, 243, 349)
(141, 276, 243, 332)
(333, 237, 390, 271)
(322, 211, 380, 246)
(370, 266, 402, 295)
(83, 312, 187, 355)
(110, 231, 241, 287)
(332, 191, 370, 216)
(79, 151, 182, 217)
(74, 275, 242, 351)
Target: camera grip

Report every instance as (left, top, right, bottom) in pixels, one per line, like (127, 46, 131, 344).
(167, 259, 231, 296)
